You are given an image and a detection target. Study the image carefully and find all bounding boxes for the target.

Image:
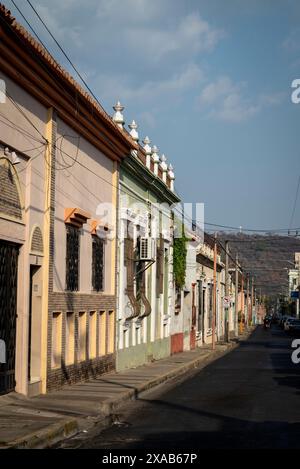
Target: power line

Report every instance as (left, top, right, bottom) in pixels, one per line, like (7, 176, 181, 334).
(5, 93, 48, 144)
(204, 221, 300, 233)
(0, 112, 45, 145)
(25, 0, 108, 116)
(5, 3, 299, 252)
(289, 175, 300, 230)
(7, 4, 299, 241)
(0, 102, 291, 282)
(3, 4, 125, 158)
(0, 56, 288, 283)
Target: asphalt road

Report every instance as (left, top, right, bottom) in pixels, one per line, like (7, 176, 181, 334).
(63, 325, 300, 449)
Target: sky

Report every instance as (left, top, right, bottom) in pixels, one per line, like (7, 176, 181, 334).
(7, 0, 300, 232)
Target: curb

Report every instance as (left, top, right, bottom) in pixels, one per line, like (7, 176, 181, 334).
(4, 331, 253, 449)
(3, 418, 79, 449)
(100, 329, 254, 417)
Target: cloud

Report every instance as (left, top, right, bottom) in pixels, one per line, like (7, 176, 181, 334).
(283, 28, 300, 53)
(95, 63, 204, 106)
(125, 13, 225, 63)
(96, 0, 162, 24)
(198, 77, 284, 123)
(21, 0, 223, 119)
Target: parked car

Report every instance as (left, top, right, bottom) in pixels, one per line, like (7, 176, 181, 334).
(280, 316, 293, 328)
(286, 319, 300, 335)
(284, 318, 295, 331)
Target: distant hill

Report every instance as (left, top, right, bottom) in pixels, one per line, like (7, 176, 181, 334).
(218, 233, 300, 297)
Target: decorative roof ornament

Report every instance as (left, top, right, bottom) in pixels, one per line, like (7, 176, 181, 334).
(130, 149, 138, 158)
(152, 145, 159, 176)
(143, 136, 152, 168)
(160, 154, 168, 183)
(129, 120, 139, 142)
(112, 100, 125, 129)
(168, 163, 175, 191)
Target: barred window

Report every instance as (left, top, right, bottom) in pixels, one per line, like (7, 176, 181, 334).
(92, 236, 104, 292)
(66, 225, 80, 291)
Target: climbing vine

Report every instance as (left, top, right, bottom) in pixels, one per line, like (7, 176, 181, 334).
(173, 222, 188, 288)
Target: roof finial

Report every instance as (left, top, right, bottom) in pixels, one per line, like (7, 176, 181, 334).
(129, 120, 139, 142)
(168, 163, 175, 191)
(113, 100, 124, 129)
(152, 145, 159, 176)
(143, 136, 152, 168)
(160, 154, 168, 183)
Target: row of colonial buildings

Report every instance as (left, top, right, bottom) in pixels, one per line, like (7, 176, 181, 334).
(0, 4, 258, 397)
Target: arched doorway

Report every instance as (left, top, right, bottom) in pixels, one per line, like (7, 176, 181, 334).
(0, 157, 23, 394)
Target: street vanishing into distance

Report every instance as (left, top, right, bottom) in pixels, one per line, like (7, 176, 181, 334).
(60, 325, 300, 450)
(0, 0, 299, 456)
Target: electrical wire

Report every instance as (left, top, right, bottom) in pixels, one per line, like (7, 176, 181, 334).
(4, 5, 299, 245)
(2, 4, 125, 157)
(204, 221, 300, 233)
(0, 112, 45, 145)
(5, 93, 48, 144)
(25, 0, 108, 117)
(289, 175, 300, 230)
(1, 108, 291, 284)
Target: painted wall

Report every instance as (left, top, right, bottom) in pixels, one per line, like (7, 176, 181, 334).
(196, 252, 225, 345)
(116, 166, 173, 371)
(0, 72, 48, 395)
(54, 118, 114, 295)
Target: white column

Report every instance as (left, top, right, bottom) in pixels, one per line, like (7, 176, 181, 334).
(160, 154, 168, 183)
(168, 164, 175, 191)
(152, 145, 159, 176)
(143, 136, 152, 169)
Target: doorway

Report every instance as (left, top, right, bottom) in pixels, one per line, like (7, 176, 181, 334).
(28, 265, 42, 388)
(0, 240, 19, 395)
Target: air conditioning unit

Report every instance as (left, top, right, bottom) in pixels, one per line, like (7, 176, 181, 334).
(139, 237, 154, 261)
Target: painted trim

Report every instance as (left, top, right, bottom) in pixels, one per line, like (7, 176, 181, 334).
(40, 108, 52, 394)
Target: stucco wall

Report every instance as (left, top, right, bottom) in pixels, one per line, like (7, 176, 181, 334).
(116, 164, 173, 371)
(0, 72, 48, 394)
(54, 118, 114, 295)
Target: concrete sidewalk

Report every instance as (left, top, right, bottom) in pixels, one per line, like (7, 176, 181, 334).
(0, 333, 252, 449)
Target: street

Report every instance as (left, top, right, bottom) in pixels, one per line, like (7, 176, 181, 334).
(64, 326, 300, 449)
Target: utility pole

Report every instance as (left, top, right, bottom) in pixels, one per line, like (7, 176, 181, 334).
(235, 253, 239, 337)
(225, 240, 229, 342)
(254, 287, 257, 325)
(241, 274, 244, 332)
(251, 278, 254, 325)
(246, 274, 250, 327)
(297, 258, 300, 319)
(212, 233, 217, 350)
